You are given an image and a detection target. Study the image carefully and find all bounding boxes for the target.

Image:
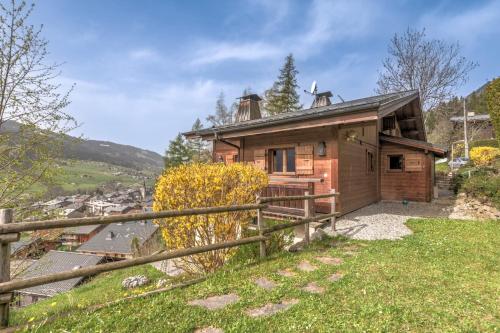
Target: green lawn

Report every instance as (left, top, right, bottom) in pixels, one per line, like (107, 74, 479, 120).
(14, 218, 500, 332)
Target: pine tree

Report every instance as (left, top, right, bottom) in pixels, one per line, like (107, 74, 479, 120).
(188, 118, 210, 162)
(207, 91, 233, 126)
(164, 133, 193, 169)
(265, 54, 301, 115)
(486, 78, 500, 146)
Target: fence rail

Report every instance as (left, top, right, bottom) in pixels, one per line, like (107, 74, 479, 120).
(0, 190, 339, 328)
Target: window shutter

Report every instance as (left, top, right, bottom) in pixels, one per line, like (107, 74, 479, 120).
(405, 153, 423, 172)
(296, 145, 314, 175)
(254, 149, 266, 171)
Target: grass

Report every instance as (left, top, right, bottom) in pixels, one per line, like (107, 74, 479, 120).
(435, 162, 450, 173)
(11, 265, 166, 325)
(14, 218, 500, 332)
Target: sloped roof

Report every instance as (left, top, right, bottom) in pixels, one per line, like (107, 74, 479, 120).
(63, 224, 102, 235)
(17, 251, 103, 296)
(76, 221, 158, 255)
(450, 114, 491, 122)
(184, 90, 420, 138)
(380, 134, 447, 157)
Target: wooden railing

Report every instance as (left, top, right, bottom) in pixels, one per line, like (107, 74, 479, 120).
(0, 191, 339, 328)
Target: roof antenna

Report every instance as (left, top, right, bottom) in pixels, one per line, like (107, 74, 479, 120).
(337, 94, 345, 103)
(304, 81, 318, 96)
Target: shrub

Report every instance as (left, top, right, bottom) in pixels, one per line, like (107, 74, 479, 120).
(153, 163, 268, 274)
(470, 139, 498, 149)
(461, 173, 500, 209)
(469, 146, 500, 167)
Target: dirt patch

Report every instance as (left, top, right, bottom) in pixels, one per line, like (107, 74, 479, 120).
(254, 277, 278, 290)
(301, 282, 325, 294)
(194, 328, 223, 333)
(246, 299, 299, 317)
(276, 269, 296, 277)
(188, 294, 239, 310)
(328, 273, 344, 282)
(297, 260, 318, 272)
(315, 256, 343, 265)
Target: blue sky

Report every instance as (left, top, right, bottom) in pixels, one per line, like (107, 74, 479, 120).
(30, 0, 500, 153)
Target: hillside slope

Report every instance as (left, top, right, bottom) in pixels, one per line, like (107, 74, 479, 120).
(1, 121, 164, 171)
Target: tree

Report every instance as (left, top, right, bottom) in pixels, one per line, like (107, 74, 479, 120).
(188, 118, 210, 163)
(153, 163, 268, 274)
(206, 91, 233, 126)
(0, 0, 76, 208)
(163, 134, 192, 169)
(265, 54, 301, 116)
(486, 78, 500, 146)
(377, 28, 477, 114)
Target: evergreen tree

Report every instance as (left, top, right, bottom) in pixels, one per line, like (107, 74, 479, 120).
(164, 133, 193, 169)
(486, 78, 500, 146)
(265, 54, 301, 115)
(188, 118, 210, 162)
(207, 91, 233, 126)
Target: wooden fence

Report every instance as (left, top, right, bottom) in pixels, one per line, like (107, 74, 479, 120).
(0, 190, 339, 328)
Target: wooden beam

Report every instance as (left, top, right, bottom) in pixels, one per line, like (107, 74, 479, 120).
(0, 235, 267, 294)
(0, 204, 268, 234)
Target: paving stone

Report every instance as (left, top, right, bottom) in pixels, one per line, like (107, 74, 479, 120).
(297, 260, 317, 272)
(246, 299, 299, 317)
(188, 293, 239, 310)
(194, 327, 223, 333)
(277, 269, 297, 277)
(254, 277, 278, 290)
(316, 256, 343, 265)
(343, 251, 358, 256)
(301, 282, 325, 294)
(328, 273, 344, 282)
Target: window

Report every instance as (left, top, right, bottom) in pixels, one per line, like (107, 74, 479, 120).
(270, 148, 295, 173)
(388, 154, 403, 171)
(366, 150, 375, 173)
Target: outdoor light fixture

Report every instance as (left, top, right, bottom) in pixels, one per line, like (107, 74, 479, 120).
(318, 141, 327, 156)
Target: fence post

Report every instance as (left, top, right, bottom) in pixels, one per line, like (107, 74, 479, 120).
(0, 209, 14, 328)
(256, 195, 266, 259)
(330, 189, 337, 233)
(303, 191, 310, 245)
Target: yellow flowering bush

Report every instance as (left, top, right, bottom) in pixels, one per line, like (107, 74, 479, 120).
(470, 146, 500, 167)
(153, 163, 268, 274)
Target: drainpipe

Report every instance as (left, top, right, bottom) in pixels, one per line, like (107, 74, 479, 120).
(213, 130, 241, 162)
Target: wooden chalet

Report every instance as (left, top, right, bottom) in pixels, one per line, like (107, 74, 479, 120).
(184, 90, 446, 217)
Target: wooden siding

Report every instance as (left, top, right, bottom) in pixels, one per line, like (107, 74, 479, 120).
(338, 122, 379, 214)
(241, 127, 335, 213)
(380, 142, 432, 202)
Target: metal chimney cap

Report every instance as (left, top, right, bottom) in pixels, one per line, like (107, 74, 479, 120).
(239, 94, 262, 101)
(316, 91, 333, 97)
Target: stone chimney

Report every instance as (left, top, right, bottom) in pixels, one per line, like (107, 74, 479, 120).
(235, 94, 262, 122)
(311, 91, 333, 108)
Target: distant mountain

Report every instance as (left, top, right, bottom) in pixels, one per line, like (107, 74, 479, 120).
(0, 121, 164, 171)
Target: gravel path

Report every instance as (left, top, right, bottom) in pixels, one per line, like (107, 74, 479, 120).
(325, 200, 453, 240)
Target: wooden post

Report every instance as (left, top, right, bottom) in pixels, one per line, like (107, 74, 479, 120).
(303, 191, 310, 245)
(0, 209, 13, 328)
(256, 195, 266, 258)
(330, 189, 337, 233)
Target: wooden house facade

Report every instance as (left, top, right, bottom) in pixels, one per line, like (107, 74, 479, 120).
(184, 91, 446, 216)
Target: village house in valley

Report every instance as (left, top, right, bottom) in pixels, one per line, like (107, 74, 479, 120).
(76, 221, 161, 259)
(14, 251, 104, 306)
(184, 90, 446, 216)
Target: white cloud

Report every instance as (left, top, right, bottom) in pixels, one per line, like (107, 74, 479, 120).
(128, 48, 161, 61)
(419, 1, 500, 44)
(190, 0, 378, 65)
(62, 77, 238, 152)
(190, 42, 281, 66)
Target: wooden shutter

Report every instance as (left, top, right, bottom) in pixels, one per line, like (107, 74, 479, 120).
(296, 145, 314, 175)
(254, 149, 266, 171)
(405, 153, 423, 172)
